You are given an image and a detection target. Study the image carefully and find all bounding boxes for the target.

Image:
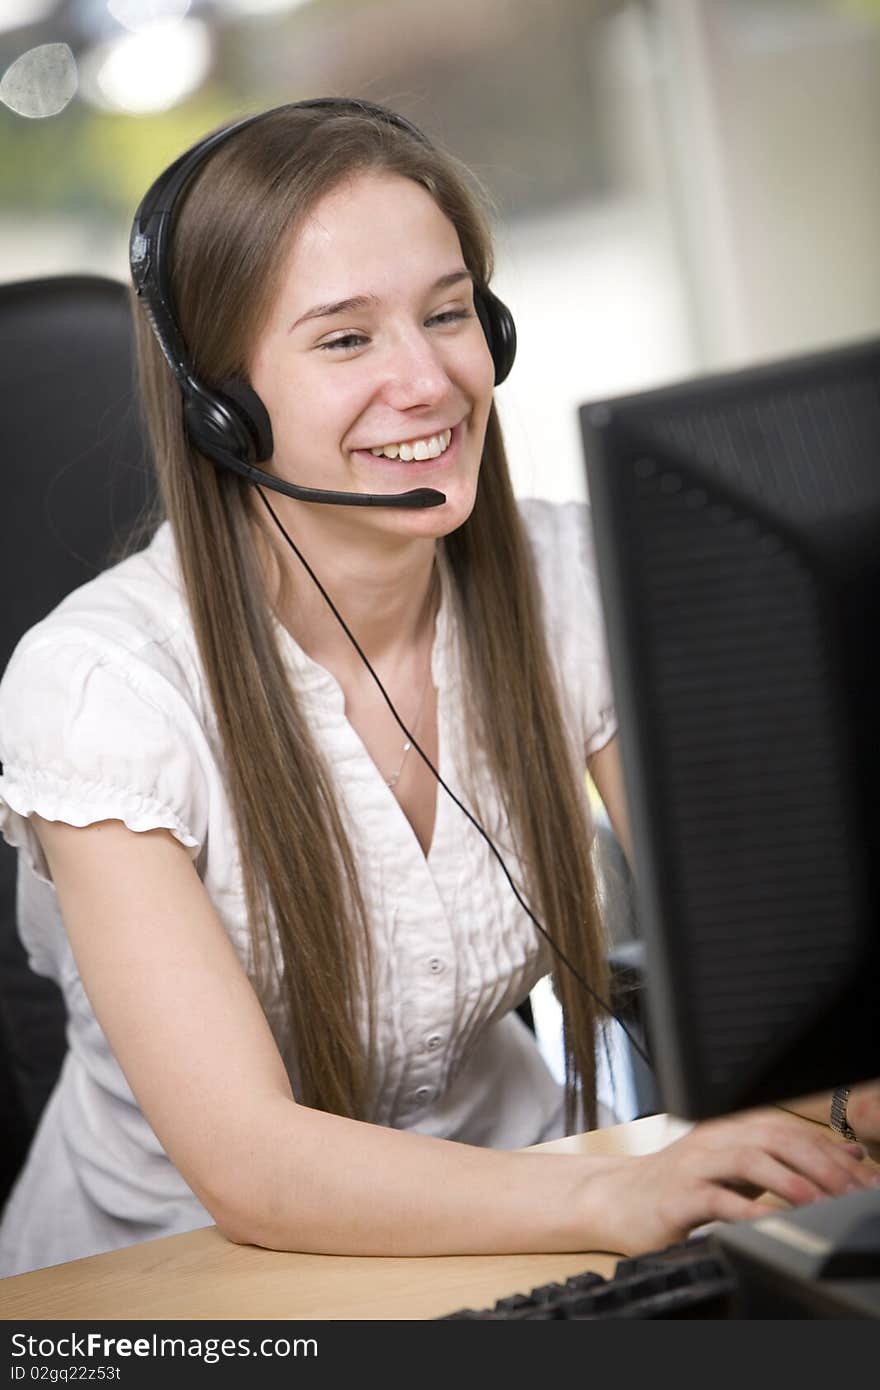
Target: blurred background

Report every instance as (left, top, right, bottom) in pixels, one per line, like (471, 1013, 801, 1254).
(2, 0, 879, 503)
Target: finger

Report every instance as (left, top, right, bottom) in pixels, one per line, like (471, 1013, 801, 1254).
(718, 1149, 824, 1208)
(736, 1115, 873, 1183)
(764, 1132, 880, 1196)
(689, 1185, 773, 1230)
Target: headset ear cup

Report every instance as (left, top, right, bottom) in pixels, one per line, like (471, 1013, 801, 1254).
(182, 378, 272, 469)
(218, 378, 274, 462)
(474, 286, 517, 386)
(183, 388, 251, 468)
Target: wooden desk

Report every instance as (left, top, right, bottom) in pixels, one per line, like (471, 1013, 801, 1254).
(0, 1114, 692, 1321)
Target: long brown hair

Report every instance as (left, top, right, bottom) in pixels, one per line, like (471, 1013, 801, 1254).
(131, 104, 608, 1131)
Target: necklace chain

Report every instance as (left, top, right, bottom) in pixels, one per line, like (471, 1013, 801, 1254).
(386, 656, 432, 789)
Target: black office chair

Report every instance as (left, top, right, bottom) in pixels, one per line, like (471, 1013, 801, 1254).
(0, 275, 156, 1212)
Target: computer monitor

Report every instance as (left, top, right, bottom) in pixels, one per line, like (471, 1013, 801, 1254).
(580, 337, 880, 1121)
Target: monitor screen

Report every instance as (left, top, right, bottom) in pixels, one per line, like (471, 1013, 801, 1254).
(580, 337, 880, 1120)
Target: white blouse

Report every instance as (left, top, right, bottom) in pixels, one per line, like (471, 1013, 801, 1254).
(0, 499, 616, 1276)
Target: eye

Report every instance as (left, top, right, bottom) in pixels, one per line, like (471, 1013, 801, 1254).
(426, 308, 472, 328)
(317, 332, 369, 353)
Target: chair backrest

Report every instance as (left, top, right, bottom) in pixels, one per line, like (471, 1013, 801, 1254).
(0, 275, 156, 1210)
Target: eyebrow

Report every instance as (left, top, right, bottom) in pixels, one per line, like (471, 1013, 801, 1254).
(289, 269, 474, 331)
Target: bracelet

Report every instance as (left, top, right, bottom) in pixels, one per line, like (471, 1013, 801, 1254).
(830, 1085, 858, 1142)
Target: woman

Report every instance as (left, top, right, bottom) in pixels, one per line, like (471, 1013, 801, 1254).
(0, 99, 875, 1277)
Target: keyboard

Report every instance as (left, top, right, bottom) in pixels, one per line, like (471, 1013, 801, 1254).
(437, 1235, 739, 1319)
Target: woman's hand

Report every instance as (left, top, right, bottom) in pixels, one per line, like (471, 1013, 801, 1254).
(847, 1082, 880, 1164)
(586, 1108, 880, 1257)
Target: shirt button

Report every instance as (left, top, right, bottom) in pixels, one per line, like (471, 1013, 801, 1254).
(428, 957, 444, 974)
(425, 1033, 443, 1051)
(415, 1086, 431, 1101)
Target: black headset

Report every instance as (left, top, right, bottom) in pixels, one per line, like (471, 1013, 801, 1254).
(130, 96, 517, 510)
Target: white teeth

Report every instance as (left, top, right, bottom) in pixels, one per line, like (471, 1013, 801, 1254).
(368, 427, 453, 461)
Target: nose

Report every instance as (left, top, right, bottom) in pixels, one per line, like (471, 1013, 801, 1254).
(379, 325, 451, 411)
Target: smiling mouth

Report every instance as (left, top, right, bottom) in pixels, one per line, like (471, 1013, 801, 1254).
(365, 427, 453, 462)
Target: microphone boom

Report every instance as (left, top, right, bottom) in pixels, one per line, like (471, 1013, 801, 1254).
(215, 445, 447, 509)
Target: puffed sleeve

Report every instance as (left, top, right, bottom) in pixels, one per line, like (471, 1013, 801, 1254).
(0, 625, 210, 885)
(518, 498, 618, 759)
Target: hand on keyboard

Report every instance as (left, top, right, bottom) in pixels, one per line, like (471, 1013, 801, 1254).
(579, 1108, 878, 1257)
